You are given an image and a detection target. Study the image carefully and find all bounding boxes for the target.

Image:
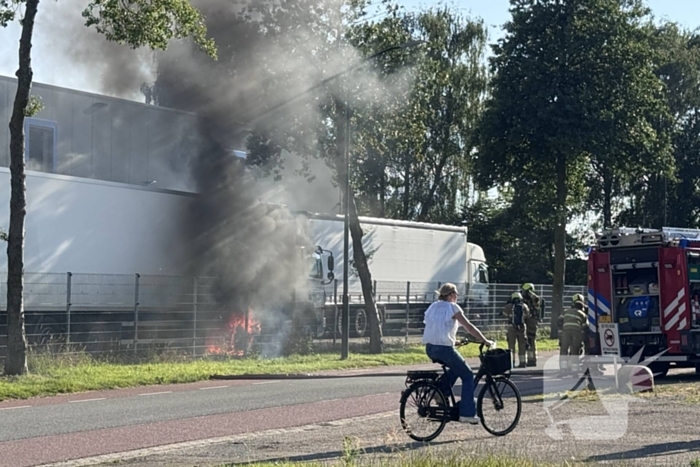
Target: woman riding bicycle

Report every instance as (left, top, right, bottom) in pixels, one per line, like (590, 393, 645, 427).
(422, 283, 495, 425)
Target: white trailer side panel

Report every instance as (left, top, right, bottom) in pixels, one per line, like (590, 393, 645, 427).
(0, 168, 193, 276)
(306, 216, 468, 285)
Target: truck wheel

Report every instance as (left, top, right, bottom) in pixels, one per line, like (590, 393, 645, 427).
(84, 323, 117, 354)
(296, 312, 325, 340)
(304, 320, 325, 340)
(352, 309, 367, 338)
(31, 317, 61, 349)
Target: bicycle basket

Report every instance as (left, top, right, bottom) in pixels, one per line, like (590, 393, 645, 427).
(483, 348, 512, 375)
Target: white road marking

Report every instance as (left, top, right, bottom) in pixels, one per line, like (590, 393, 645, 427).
(0, 405, 31, 411)
(253, 381, 281, 385)
(37, 412, 395, 467)
(199, 385, 229, 390)
(68, 398, 106, 404)
(138, 391, 172, 396)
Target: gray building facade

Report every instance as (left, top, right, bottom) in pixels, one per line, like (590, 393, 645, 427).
(0, 75, 203, 192)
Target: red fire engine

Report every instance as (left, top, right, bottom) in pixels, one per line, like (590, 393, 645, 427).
(587, 227, 700, 377)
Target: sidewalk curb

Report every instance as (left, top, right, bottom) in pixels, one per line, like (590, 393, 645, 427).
(208, 350, 559, 381)
(208, 368, 546, 380)
(209, 372, 410, 380)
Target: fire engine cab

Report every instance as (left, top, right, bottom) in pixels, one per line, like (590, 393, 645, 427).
(587, 226, 700, 377)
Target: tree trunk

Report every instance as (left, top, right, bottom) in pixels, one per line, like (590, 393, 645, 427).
(334, 99, 383, 353)
(348, 192, 383, 353)
(603, 169, 613, 228)
(379, 169, 385, 218)
(5, 0, 40, 376)
(403, 153, 410, 219)
(417, 153, 448, 222)
(549, 151, 567, 340)
(418, 93, 454, 222)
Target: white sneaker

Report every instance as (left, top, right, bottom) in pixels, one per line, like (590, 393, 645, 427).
(459, 416, 480, 425)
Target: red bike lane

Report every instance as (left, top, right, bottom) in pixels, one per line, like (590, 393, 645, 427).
(2, 391, 398, 467)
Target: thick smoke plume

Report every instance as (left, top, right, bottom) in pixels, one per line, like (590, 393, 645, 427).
(150, 0, 398, 318)
(33, 0, 155, 99)
(46, 0, 413, 347)
(186, 126, 315, 313)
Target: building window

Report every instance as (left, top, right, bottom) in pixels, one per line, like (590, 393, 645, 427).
(25, 118, 56, 173)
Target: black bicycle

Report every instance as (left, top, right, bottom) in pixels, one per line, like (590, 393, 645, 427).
(399, 339, 522, 441)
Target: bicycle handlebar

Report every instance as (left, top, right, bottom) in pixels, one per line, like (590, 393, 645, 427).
(455, 338, 495, 354)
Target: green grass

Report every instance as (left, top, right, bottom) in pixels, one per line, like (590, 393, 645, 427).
(0, 337, 559, 402)
(221, 450, 699, 467)
(219, 450, 625, 467)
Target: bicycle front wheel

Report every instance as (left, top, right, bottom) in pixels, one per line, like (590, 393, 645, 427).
(477, 375, 522, 436)
(399, 381, 448, 442)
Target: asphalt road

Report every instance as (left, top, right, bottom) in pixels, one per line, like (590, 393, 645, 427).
(96, 389, 700, 467)
(0, 352, 572, 467)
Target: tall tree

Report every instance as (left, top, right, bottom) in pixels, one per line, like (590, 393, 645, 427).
(474, 0, 665, 338)
(348, 6, 488, 224)
(618, 23, 700, 228)
(0, 0, 216, 375)
(581, 4, 673, 229)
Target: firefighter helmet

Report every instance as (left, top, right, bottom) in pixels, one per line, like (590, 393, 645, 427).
(572, 293, 584, 304)
(511, 292, 522, 300)
(521, 283, 534, 291)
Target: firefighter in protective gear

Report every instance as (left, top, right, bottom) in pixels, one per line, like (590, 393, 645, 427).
(557, 299, 587, 376)
(502, 292, 530, 368)
(521, 283, 541, 367)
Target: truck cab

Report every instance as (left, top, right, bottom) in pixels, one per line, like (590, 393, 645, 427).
(466, 242, 490, 307)
(292, 245, 335, 338)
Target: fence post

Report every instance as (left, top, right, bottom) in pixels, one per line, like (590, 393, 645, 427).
(134, 273, 140, 354)
(405, 281, 411, 344)
(65, 272, 72, 345)
(244, 306, 250, 357)
(333, 279, 338, 346)
(538, 284, 545, 322)
(192, 276, 198, 357)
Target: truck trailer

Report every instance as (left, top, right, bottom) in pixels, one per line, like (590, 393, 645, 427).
(0, 167, 489, 350)
(587, 226, 700, 377)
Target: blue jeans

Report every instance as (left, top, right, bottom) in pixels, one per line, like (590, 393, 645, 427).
(426, 344, 475, 418)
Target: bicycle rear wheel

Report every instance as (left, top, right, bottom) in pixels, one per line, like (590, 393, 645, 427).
(399, 381, 448, 442)
(477, 375, 522, 436)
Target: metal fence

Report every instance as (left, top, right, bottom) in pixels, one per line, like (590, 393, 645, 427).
(321, 280, 587, 340)
(0, 272, 586, 360)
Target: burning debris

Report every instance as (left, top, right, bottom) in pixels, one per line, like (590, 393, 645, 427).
(205, 308, 262, 356)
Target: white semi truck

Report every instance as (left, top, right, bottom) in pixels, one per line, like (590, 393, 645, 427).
(0, 167, 490, 347)
(301, 212, 489, 337)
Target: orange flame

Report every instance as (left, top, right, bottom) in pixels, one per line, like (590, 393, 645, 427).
(205, 308, 261, 356)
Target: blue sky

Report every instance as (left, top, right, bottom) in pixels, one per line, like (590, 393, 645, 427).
(0, 0, 699, 98)
(397, 0, 700, 46)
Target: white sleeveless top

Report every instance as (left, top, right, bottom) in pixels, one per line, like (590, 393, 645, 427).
(421, 300, 462, 346)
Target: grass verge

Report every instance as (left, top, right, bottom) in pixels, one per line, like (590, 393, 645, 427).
(219, 450, 630, 467)
(523, 368, 700, 406)
(0, 336, 559, 402)
(637, 381, 700, 404)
